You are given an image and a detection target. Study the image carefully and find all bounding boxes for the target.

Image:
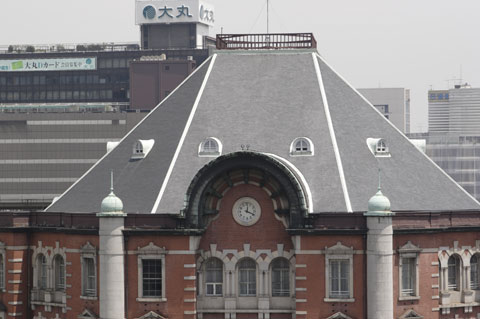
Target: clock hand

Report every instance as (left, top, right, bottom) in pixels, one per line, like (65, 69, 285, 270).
(244, 207, 254, 215)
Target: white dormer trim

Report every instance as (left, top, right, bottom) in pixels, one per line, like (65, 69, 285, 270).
(409, 139, 426, 154)
(198, 137, 222, 157)
(290, 137, 314, 156)
(132, 139, 155, 160)
(106, 141, 120, 153)
(366, 138, 391, 157)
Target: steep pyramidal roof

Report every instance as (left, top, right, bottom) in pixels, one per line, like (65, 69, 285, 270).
(46, 49, 480, 213)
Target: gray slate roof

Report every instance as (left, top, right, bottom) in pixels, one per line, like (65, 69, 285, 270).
(46, 50, 480, 214)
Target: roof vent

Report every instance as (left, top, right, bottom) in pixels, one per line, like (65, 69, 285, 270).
(132, 139, 155, 160)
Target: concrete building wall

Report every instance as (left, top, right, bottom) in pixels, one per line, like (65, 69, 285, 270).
(358, 88, 410, 133)
(0, 111, 146, 209)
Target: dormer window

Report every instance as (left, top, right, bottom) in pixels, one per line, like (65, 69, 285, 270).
(198, 137, 222, 157)
(366, 138, 391, 157)
(290, 137, 314, 156)
(376, 139, 387, 153)
(131, 139, 155, 160)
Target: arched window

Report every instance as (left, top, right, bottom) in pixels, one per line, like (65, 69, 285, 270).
(271, 258, 290, 297)
(205, 258, 223, 296)
(54, 255, 65, 291)
(37, 254, 47, 289)
(131, 139, 155, 159)
(471, 254, 479, 290)
(448, 255, 460, 291)
(238, 258, 256, 296)
(366, 138, 391, 157)
(376, 139, 388, 153)
(199, 137, 221, 157)
(290, 137, 314, 156)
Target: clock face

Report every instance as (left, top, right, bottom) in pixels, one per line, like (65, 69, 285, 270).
(232, 197, 261, 226)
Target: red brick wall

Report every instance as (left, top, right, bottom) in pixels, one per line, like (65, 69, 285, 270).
(394, 232, 480, 319)
(126, 235, 195, 319)
(199, 183, 293, 252)
(296, 235, 365, 319)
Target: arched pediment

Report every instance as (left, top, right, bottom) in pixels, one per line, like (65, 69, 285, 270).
(183, 151, 310, 228)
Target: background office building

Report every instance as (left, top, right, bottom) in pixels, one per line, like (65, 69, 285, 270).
(428, 83, 480, 135)
(358, 87, 411, 133)
(0, 0, 216, 209)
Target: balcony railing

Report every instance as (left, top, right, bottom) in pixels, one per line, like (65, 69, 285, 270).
(216, 33, 317, 50)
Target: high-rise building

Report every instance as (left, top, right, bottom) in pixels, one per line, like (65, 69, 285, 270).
(358, 88, 411, 133)
(428, 83, 480, 134)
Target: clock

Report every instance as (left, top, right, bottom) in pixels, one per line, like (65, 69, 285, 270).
(232, 197, 261, 226)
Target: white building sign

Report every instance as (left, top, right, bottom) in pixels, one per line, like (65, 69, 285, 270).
(136, 0, 214, 26)
(0, 57, 97, 72)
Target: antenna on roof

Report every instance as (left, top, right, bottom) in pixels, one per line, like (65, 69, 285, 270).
(267, 0, 270, 33)
(378, 167, 382, 191)
(110, 170, 114, 193)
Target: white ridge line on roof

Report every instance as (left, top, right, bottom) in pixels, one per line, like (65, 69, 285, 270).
(315, 52, 480, 207)
(150, 54, 218, 214)
(44, 55, 215, 212)
(312, 53, 353, 213)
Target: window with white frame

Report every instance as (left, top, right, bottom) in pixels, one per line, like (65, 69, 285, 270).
(271, 258, 290, 297)
(471, 254, 480, 290)
(290, 137, 314, 156)
(401, 257, 416, 296)
(131, 139, 155, 160)
(366, 138, 391, 157)
(80, 242, 97, 298)
(198, 137, 221, 157)
(398, 241, 420, 300)
(142, 259, 162, 298)
(329, 259, 349, 299)
(238, 258, 256, 296)
(448, 255, 461, 291)
(376, 139, 388, 153)
(136, 242, 166, 301)
(325, 242, 354, 301)
(37, 254, 48, 289)
(54, 255, 65, 291)
(82, 257, 96, 297)
(205, 258, 223, 296)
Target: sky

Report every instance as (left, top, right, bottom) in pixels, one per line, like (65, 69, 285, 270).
(1, 0, 480, 132)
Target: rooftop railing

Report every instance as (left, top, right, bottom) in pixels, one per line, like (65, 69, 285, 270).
(216, 33, 317, 50)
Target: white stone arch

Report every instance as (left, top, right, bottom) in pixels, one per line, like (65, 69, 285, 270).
(51, 242, 67, 292)
(31, 242, 52, 290)
(197, 249, 227, 297)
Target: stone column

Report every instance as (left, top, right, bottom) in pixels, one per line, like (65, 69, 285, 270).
(365, 213, 394, 319)
(98, 213, 127, 319)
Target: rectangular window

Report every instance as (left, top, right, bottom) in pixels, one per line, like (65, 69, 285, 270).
(239, 268, 256, 296)
(329, 260, 349, 299)
(142, 259, 162, 298)
(401, 257, 416, 296)
(82, 257, 96, 296)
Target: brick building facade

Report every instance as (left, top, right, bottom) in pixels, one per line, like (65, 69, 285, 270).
(1, 35, 480, 318)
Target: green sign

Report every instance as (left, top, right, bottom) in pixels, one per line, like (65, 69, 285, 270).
(0, 57, 97, 72)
